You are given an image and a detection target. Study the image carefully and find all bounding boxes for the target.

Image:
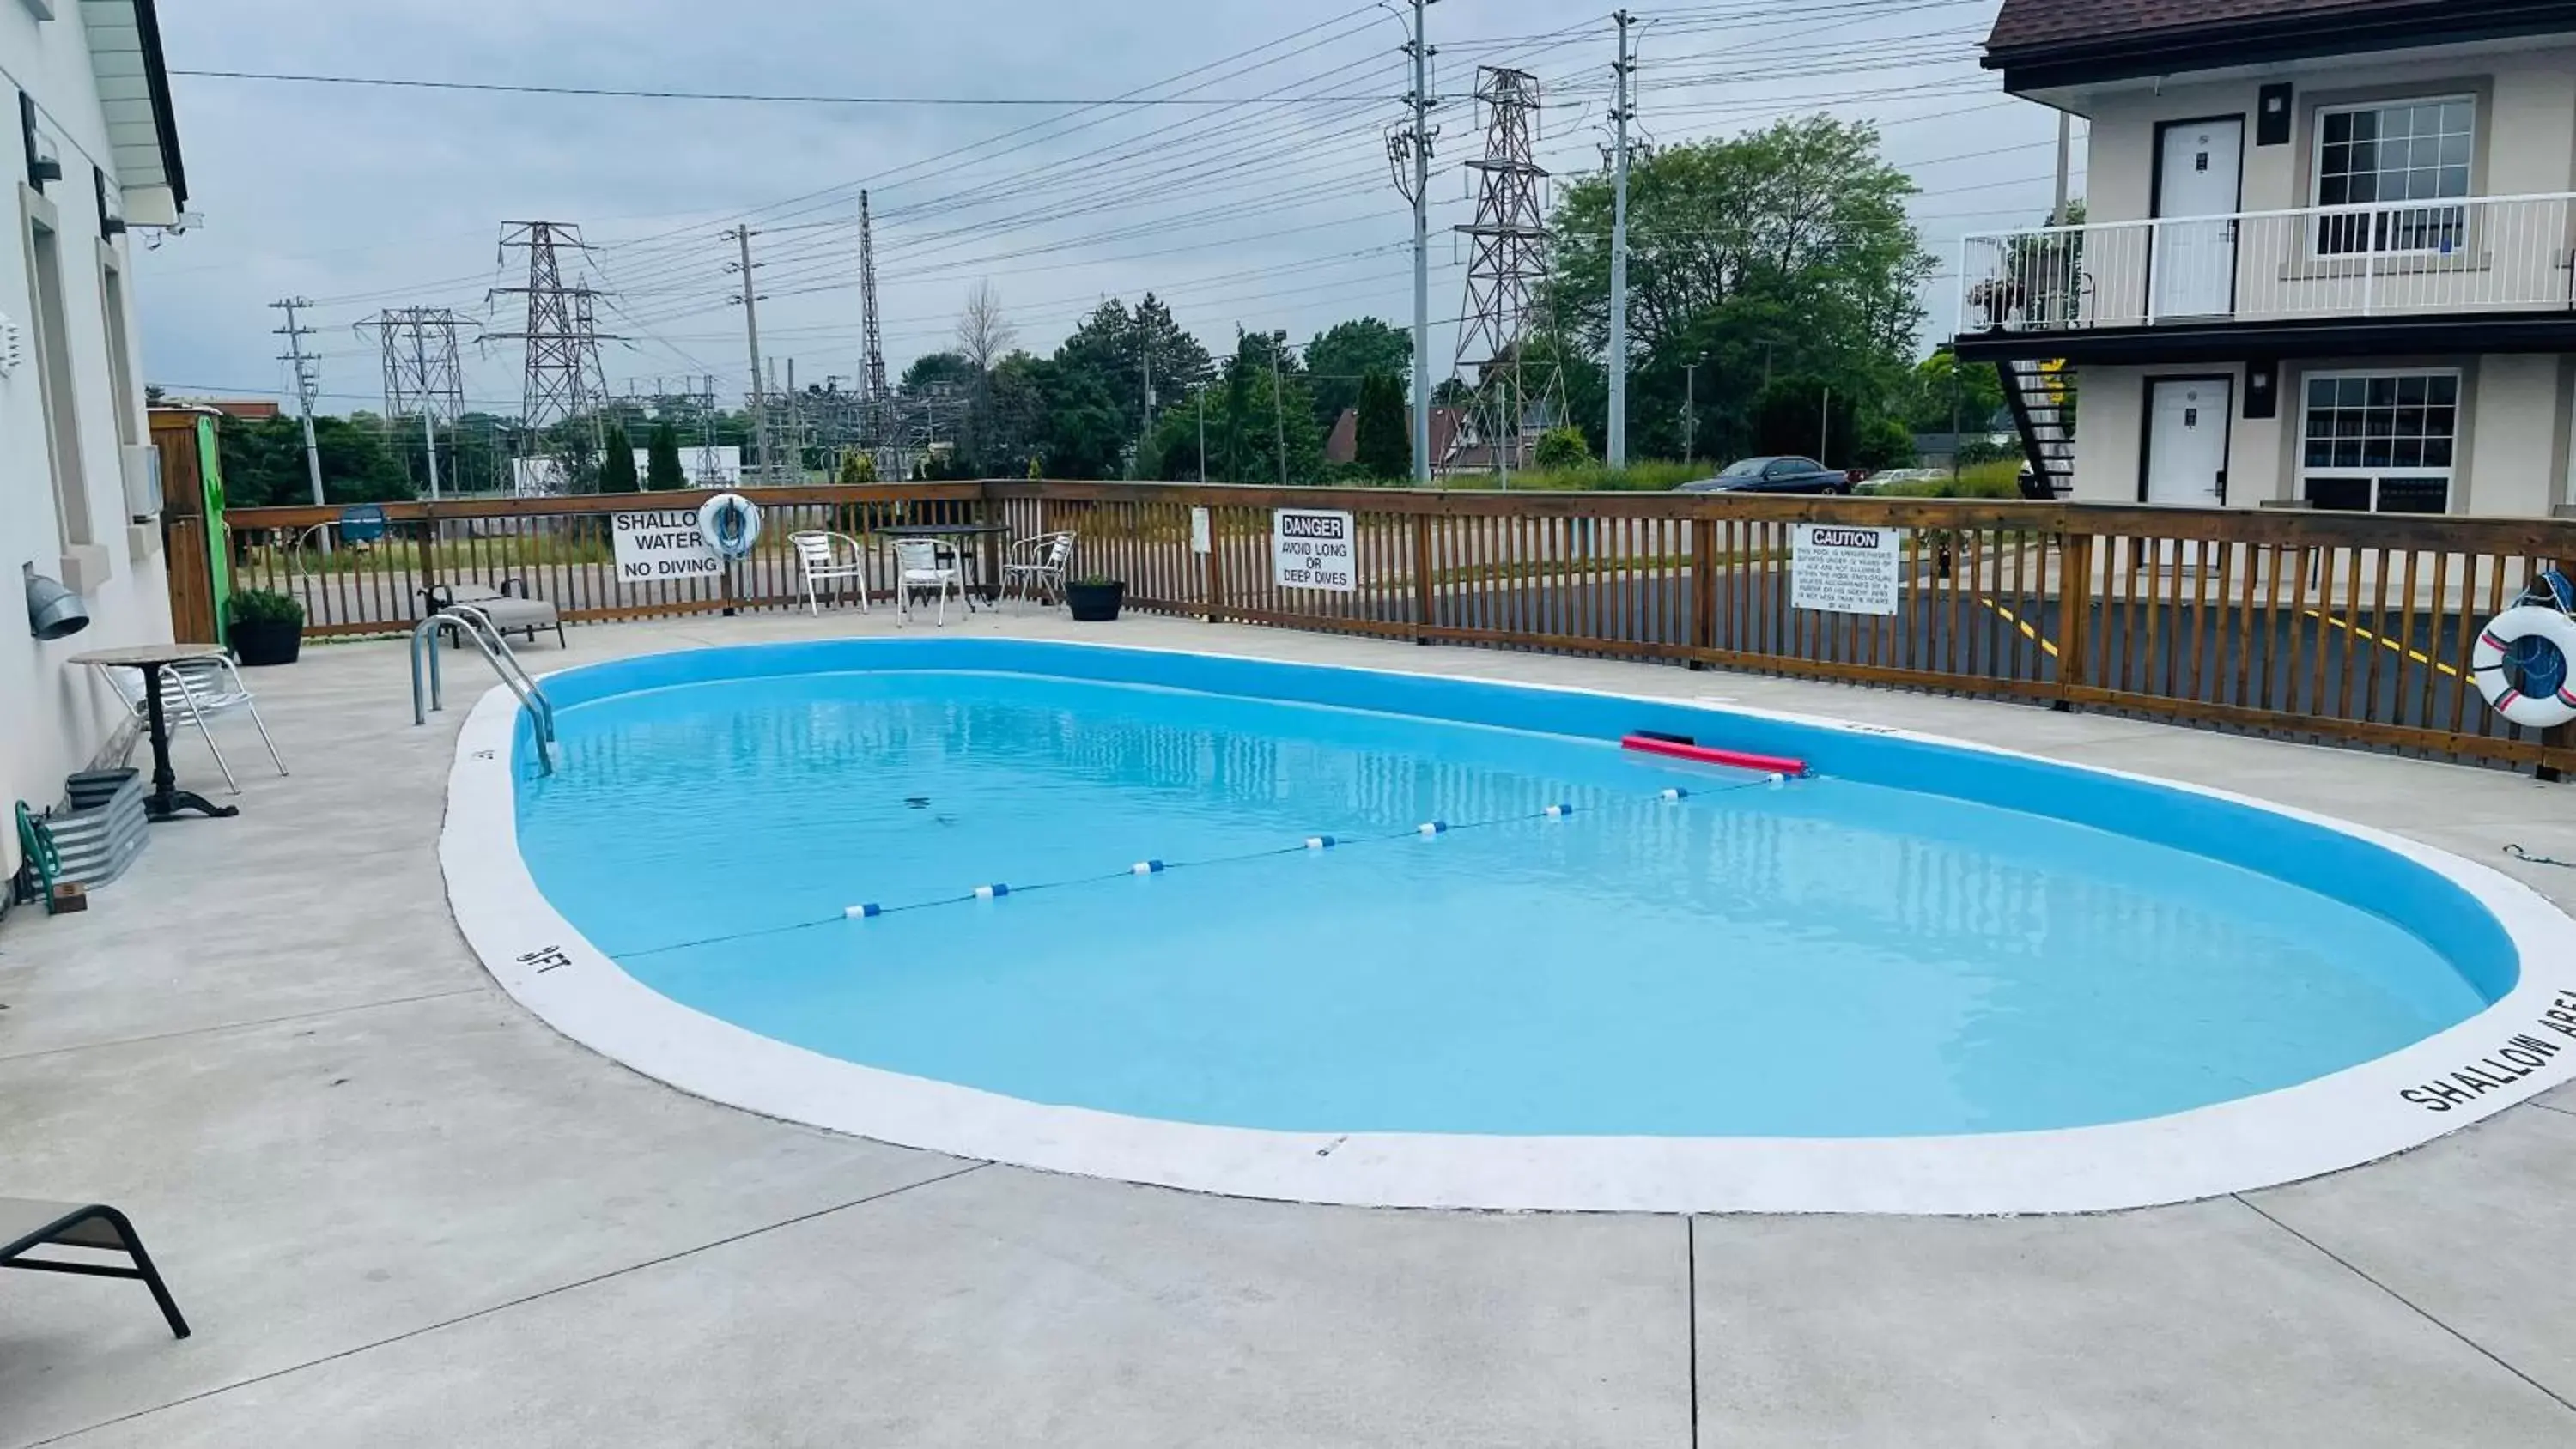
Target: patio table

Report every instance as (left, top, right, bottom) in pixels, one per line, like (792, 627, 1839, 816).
(69, 644, 240, 821)
(875, 522, 1016, 609)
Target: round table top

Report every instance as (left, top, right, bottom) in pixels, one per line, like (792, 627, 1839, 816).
(70, 642, 230, 669)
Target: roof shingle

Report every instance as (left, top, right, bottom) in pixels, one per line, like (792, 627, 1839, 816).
(1985, 0, 2433, 56)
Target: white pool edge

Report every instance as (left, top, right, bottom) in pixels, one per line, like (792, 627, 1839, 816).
(440, 640, 2576, 1216)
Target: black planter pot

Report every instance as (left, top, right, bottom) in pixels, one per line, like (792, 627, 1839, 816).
(231, 618, 304, 666)
(1066, 580, 1127, 622)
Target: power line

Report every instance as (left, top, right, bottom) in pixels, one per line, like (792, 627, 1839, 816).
(170, 69, 1399, 107)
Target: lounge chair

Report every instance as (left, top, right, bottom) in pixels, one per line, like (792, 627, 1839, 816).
(2, 1199, 191, 1338)
(422, 580, 565, 649)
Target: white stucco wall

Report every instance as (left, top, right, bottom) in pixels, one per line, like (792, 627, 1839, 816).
(2068, 355, 2572, 516)
(2081, 42, 2576, 225)
(3, 4, 172, 876)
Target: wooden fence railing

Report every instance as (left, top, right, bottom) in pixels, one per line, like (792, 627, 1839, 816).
(217, 481, 2576, 775)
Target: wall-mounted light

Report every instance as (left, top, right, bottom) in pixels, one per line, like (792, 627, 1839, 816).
(23, 563, 91, 640)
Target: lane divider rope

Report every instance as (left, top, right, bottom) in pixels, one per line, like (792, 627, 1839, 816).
(611, 774, 1791, 961)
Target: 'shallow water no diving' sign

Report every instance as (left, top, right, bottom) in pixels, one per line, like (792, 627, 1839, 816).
(1273, 508, 1357, 592)
(611, 510, 725, 585)
(1790, 524, 1903, 616)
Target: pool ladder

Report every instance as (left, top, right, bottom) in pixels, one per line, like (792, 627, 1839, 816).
(410, 605, 558, 774)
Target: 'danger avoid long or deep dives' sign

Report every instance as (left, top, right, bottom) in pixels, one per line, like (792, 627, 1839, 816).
(1273, 507, 1357, 592)
(1790, 523, 1905, 617)
(611, 510, 724, 585)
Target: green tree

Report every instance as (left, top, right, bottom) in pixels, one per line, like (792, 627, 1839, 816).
(1053, 294, 1212, 459)
(598, 423, 639, 494)
(213, 414, 416, 507)
(645, 421, 689, 490)
(836, 449, 877, 484)
(1533, 426, 1593, 470)
(1352, 371, 1410, 478)
(1902, 351, 2008, 434)
(1304, 317, 1412, 430)
(1549, 116, 1932, 462)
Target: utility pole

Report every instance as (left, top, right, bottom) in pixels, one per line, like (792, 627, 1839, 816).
(412, 322, 443, 500)
(2051, 112, 2072, 225)
(1394, 0, 1438, 485)
(1607, 10, 1637, 469)
(727, 226, 770, 487)
(1820, 385, 1832, 464)
(1198, 388, 1208, 484)
(270, 297, 327, 512)
(1271, 345, 1290, 488)
(1139, 349, 1154, 480)
(1682, 360, 1698, 465)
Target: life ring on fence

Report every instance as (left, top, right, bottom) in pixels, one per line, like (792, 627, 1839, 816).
(696, 493, 762, 560)
(2472, 604, 2576, 729)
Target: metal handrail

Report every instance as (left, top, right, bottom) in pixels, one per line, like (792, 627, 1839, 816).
(411, 606, 557, 774)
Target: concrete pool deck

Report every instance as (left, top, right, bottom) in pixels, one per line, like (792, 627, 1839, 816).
(4, 607, 2575, 1446)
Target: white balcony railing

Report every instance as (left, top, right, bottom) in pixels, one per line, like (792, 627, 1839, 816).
(1959, 192, 2576, 336)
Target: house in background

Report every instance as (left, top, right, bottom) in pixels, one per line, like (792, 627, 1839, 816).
(1957, 0, 2576, 519)
(3, 0, 189, 878)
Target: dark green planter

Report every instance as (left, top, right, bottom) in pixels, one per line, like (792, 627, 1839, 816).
(231, 618, 303, 666)
(1066, 580, 1126, 622)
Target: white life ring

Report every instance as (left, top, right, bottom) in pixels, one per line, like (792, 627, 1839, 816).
(696, 493, 762, 560)
(2471, 604, 2576, 729)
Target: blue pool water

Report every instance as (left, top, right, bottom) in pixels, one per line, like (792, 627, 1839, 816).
(513, 641, 2511, 1138)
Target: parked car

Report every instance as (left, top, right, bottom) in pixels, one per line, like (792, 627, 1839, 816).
(1673, 456, 1855, 495)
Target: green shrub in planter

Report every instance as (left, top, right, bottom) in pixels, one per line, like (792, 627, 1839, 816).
(227, 589, 306, 666)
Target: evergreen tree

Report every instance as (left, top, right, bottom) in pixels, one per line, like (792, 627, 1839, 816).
(645, 421, 688, 491)
(1353, 372, 1410, 478)
(598, 424, 639, 494)
(835, 450, 878, 484)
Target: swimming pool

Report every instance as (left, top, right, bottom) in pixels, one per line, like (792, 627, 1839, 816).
(444, 638, 2576, 1213)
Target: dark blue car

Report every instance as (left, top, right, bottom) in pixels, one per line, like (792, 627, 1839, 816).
(1674, 457, 1854, 495)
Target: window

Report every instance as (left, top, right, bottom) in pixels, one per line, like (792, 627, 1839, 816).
(26, 215, 93, 545)
(2301, 371, 2458, 514)
(2312, 98, 2474, 255)
(100, 259, 138, 447)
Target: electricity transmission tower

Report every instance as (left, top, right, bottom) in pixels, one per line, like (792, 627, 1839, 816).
(1452, 66, 1557, 486)
(355, 306, 475, 499)
(857, 190, 897, 480)
(489, 221, 614, 492)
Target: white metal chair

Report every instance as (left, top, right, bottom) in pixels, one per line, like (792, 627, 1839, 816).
(788, 530, 873, 615)
(998, 531, 1076, 608)
(892, 538, 964, 626)
(100, 657, 288, 795)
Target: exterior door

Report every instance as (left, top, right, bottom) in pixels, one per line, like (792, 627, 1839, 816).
(2152, 119, 2243, 320)
(2145, 379, 2230, 507)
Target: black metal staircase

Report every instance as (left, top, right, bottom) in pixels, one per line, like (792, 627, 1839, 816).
(2001, 357, 2075, 499)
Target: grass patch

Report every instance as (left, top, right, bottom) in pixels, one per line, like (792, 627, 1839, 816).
(1859, 460, 2025, 499)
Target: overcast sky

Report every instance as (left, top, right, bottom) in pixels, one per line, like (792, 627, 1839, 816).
(131, 0, 2079, 415)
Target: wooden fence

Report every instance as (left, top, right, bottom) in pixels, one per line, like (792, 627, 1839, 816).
(216, 481, 2576, 776)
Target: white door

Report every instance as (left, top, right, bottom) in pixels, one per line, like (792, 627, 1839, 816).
(2145, 379, 2229, 507)
(2152, 119, 2243, 320)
